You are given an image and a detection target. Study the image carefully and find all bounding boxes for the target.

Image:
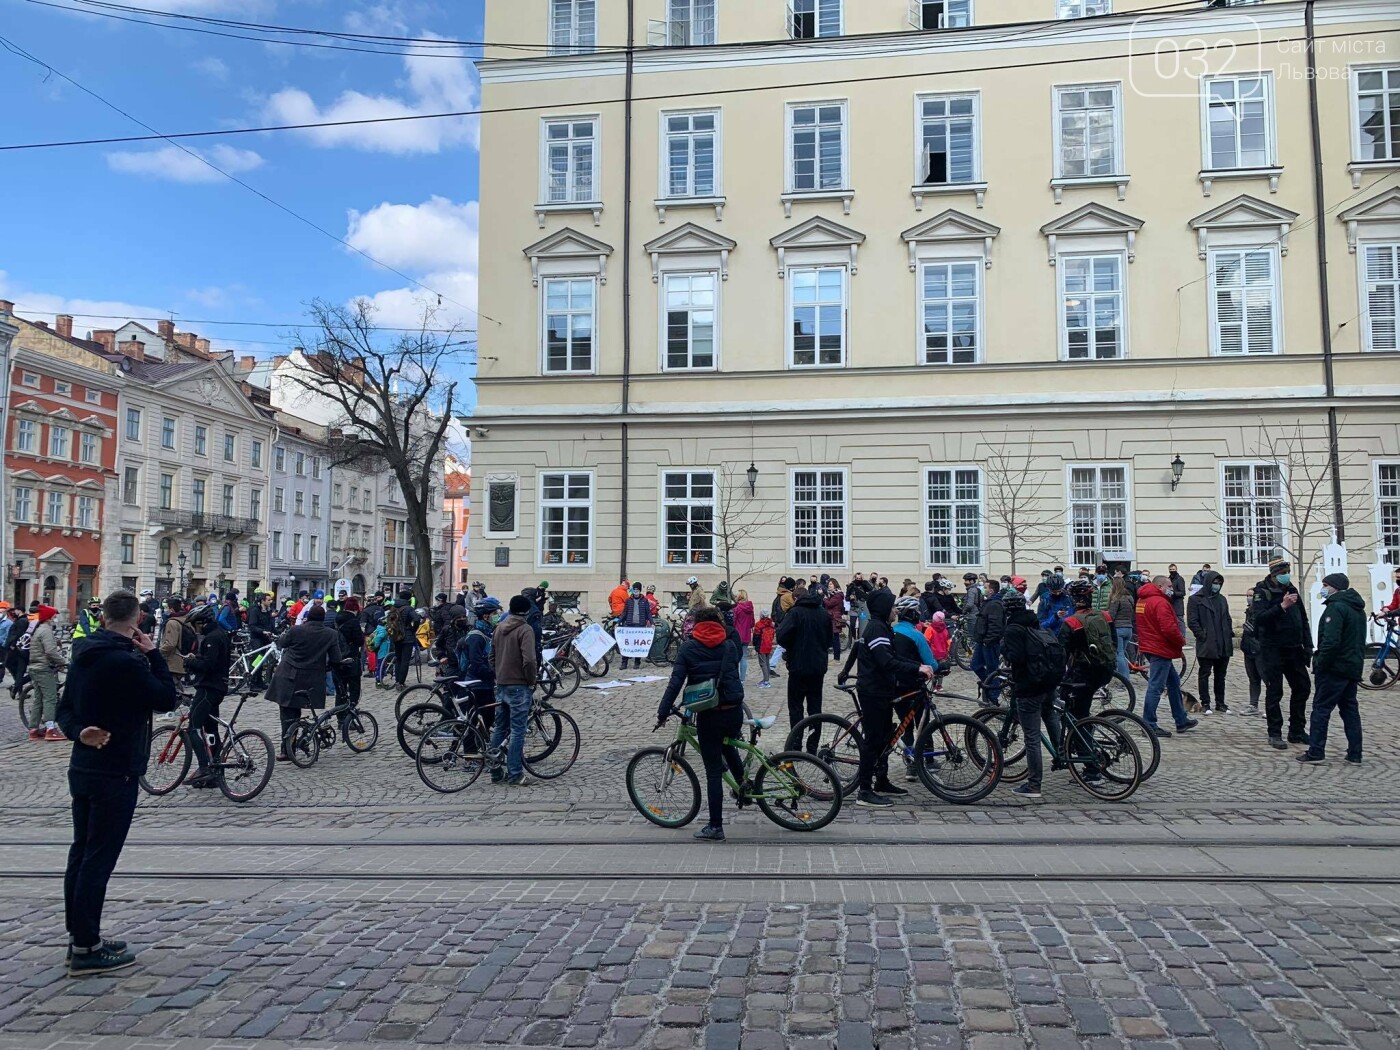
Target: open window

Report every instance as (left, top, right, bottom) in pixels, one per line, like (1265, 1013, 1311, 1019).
(909, 0, 971, 30)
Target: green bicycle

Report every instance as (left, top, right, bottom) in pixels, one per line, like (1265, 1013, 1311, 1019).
(626, 707, 844, 832)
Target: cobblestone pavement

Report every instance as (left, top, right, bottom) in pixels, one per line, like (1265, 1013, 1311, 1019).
(2, 663, 1400, 1047)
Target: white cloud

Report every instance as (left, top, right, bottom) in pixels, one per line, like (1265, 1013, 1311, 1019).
(346, 196, 477, 273)
(352, 268, 479, 333)
(193, 56, 229, 80)
(0, 271, 166, 336)
(105, 144, 265, 183)
(263, 35, 479, 154)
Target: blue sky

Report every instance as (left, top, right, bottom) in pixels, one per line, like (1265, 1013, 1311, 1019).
(0, 0, 482, 410)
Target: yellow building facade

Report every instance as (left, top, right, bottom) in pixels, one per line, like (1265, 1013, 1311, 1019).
(471, 0, 1400, 607)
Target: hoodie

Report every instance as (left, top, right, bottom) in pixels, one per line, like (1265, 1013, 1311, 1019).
(775, 590, 832, 675)
(185, 618, 232, 691)
(841, 589, 924, 700)
(492, 614, 538, 687)
(1134, 582, 1184, 660)
(1314, 587, 1367, 681)
(56, 628, 180, 777)
(659, 619, 744, 720)
(1186, 571, 1234, 660)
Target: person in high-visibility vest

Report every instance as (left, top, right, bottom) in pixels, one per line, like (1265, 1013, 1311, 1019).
(71, 599, 103, 658)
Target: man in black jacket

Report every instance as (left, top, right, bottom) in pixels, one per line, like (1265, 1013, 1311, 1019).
(845, 573, 873, 644)
(775, 583, 832, 751)
(970, 580, 1007, 701)
(1253, 556, 1312, 749)
(184, 604, 232, 789)
(1186, 571, 1234, 714)
(1000, 590, 1063, 800)
(56, 590, 180, 975)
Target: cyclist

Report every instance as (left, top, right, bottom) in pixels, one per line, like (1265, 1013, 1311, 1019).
(71, 598, 103, 658)
(1037, 574, 1073, 631)
(960, 573, 983, 622)
(267, 604, 348, 759)
(183, 603, 231, 789)
(460, 598, 501, 728)
(685, 576, 706, 612)
(1000, 589, 1066, 800)
(333, 603, 366, 730)
(1060, 580, 1116, 782)
(489, 595, 539, 788)
(889, 595, 939, 789)
(970, 579, 1006, 702)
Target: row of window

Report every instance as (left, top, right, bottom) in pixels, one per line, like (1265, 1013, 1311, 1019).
(331, 482, 376, 513)
(271, 487, 324, 518)
(11, 488, 99, 531)
(131, 536, 257, 573)
(16, 370, 107, 406)
(124, 407, 265, 467)
(538, 69, 1400, 210)
(124, 466, 259, 519)
(492, 462, 1400, 570)
(270, 530, 322, 564)
(539, 239, 1400, 373)
(12, 419, 103, 465)
(273, 445, 324, 479)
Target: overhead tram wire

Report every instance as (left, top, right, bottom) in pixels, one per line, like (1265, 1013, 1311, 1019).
(3, 25, 1392, 154)
(4, 310, 478, 336)
(0, 33, 498, 327)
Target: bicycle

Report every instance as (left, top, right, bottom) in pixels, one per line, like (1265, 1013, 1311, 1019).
(948, 621, 975, 671)
(414, 692, 580, 792)
(787, 681, 1002, 805)
(226, 638, 279, 695)
(376, 644, 426, 688)
(972, 690, 1144, 801)
(1362, 614, 1400, 691)
(977, 663, 1137, 715)
(397, 676, 487, 759)
(282, 690, 380, 768)
(626, 705, 843, 831)
(140, 692, 275, 803)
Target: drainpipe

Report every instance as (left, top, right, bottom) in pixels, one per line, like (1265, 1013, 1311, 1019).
(619, 0, 636, 579)
(1304, 0, 1345, 539)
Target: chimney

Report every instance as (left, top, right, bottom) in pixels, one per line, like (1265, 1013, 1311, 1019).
(120, 337, 145, 362)
(0, 300, 14, 316)
(35, 320, 49, 330)
(238, 355, 256, 372)
(92, 330, 116, 353)
(273, 355, 288, 367)
(177, 332, 197, 350)
(55, 314, 73, 339)
(157, 319, 175, 340)
(196, 337, 211, 353)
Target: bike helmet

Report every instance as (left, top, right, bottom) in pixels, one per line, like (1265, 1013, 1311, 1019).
(1067, 579, 1094, 606)
(139, 589, 154, 599)
(686, 576, 699, 587)
(187, 604, 215, 627)
(894, 595, 922, 621)
(474, 598, 502, 618)
(936, 579, 954, 592)
(1002, 590, 1028, 610)
(962, 572, 977, 583)
(1048, 574, 1066, 594)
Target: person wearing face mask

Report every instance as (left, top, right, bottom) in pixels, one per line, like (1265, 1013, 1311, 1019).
(1166, 564, 1188, 638)
(1252, 555, 1313, 750)
(1239, 587, 1263, 715)
(1091, 565, 1112, 613)
(1186, 571, 1234, 715)
(1298, 573, 1366, 764)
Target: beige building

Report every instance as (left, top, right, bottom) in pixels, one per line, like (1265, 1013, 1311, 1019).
(471, 0, 1400, 609)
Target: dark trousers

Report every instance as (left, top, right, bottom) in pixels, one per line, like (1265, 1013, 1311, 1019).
(1196, 656, 1230, 711)
(1063, 671, 1106, 774)
(393, 640, 416, 686)
(1243, 650, 1262, 706)
(1014, 691, 1059, 791)
(278, 705, 303, 751)
(856, 694, 894, 790)
(879, 695, 921, 780)
(972, 643, 1002, 701)
(1307, 672, 1362, 760)
(786, 672, 825, 750)
(189, 687, 224, 772)
(831, 632, 842, 660)
(333, 667, 361, 729)
(696, 705, 745, 828)
(65, 770, 139, 949)
(1261, 647, 1311, 738)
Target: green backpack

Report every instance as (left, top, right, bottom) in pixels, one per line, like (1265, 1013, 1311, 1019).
(1074, 610, 1117, 672)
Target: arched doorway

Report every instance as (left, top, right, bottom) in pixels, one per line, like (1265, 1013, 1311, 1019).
(42, 575, 58, 608)
(352, 574, 367, 595)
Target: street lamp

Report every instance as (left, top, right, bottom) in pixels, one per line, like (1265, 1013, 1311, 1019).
(746, 463, 759, 497)
(1170, 454, 1186, 492)
(176, 548, 189, 597)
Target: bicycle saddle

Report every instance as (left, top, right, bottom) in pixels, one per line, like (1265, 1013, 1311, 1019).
(455, 679, 483, 689)
(746, 714, 778, 731)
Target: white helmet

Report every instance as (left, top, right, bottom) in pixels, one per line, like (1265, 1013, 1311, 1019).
(894, 595, 922, 620)
(686, 576, 699, 587)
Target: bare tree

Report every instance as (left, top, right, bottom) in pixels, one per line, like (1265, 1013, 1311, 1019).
(978, 433, 1061, 575)
(697, 464, 784, 594)
(289, 299, 467, 605)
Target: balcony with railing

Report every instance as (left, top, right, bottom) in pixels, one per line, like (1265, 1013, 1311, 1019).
(147, 508, 262, 537)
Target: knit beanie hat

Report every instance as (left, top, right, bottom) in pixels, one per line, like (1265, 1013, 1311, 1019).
(1268, 554, 1290, 573)
(37, 605, 59, 623)
(509, 595, 532, 616)
(1322, 572, 1349, 591)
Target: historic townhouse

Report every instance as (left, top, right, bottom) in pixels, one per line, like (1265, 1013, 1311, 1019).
(470, 0, 1400, 611)
(266, 412, 333, 600)
(1, 307, 121, 617)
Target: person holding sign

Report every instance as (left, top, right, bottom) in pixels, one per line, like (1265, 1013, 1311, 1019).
(619, 583, 655, 669)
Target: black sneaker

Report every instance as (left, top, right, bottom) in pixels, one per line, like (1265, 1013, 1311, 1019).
(1012, 784, 1042, 799)
(1268, 736, 1287, 750)
(902, 760, 918, 783)
(1296, 752, 1326, 763)
(855, 789, 894, 809)
(187, 772, 217, 789)
(873, 781, 909, 797)
(68, 944, 136, 977)
(1287, 732, 1310, 745)
(505, 775, 534, 787)
(66, 938, 126, 964)
(693, 825, 725, 841)
(1148, 726, 1173, 739)
(1346, 755, 1362, 765)
(1080, 770, 1103, 785)
(1176, 718, 1199, 732)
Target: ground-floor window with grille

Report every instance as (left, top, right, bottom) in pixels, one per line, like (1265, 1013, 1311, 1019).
(792, 469, 846, 568)
(663, 471, 715, 566)
(925, 467, 982, 567)
(1222, 462, 1283, 566)
(539, 472, 593, 566)
(1068, 464, 1129, 565)
(1378, 462, 1400, 567)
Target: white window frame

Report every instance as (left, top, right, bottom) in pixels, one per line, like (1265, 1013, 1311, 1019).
(1057, 252, 1128, 361)
(659, 109, 722, 201)
(484, 474, 521, 539)
(549, 0, 597, 54)
(790, 467, 848, 570)
(294, 491, 305, 516)
(249, 544, 260, 570)
(540, 275, 599, 375)
(250, 487, 262, 521)
(537, 470, 596, 569)
(1359, 240, 1400, 353)
(1207, 245, 1283, 356)
(121, 534, 135, 564)
(84, 389, 102, 404)
(15, 419, 36, 453)
(293, 533, 303, 561)
(123, 467, 139, 506)
(79, 431, 98, 465)
(251, 440, 263, 469)
(1200, 72, 1276, 172)
(1351, 64, 1400, 165)
(539, 116, 601, 207)
(309, 535, 320, 562)
(790, 0, 843, 39)
(45, 490, 66, 527)
(1066, 463, 1132, 565)
(660, 469, 718, 568)
(311, 493, 322, 518)
(923, 466, 985, 569)
(222, 483, 236, 517)
(1376, 460, 1400, 567)
(274, 446, 285, 472)
(1052, 82, 1125, 180)
(660, 270, 721, 372)
(272, 531, 283, 560)
(76, 495, 96, 531)
(125, 407, 141, 441)
(274, 487, 286, 513)
(1220, 461, 1285, 567)
(194, 425, 207, 456)
(910, 0, 973, 30)
(192, 478, 206, 514)
(785, 100, 849, 195)
(224, 433, 236, 463)
(1057, 0, 1110, 17)
(913, 92, 981, 189)
(19, 372, 39, 388)
(786, 265, 849, 369)
(662, 0, 717, 46)
(49, 425, 70, 460)
(159, 473, 173, 510)
(918, 259, 982, 366)
(13, 487, 33, 523)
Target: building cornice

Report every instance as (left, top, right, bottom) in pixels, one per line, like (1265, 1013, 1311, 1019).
(12, 347, 124, 390)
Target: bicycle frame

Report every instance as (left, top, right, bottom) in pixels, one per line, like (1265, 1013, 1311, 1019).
(666, 717, 802, 802)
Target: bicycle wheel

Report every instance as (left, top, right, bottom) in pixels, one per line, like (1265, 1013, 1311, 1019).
(550, 658, 582, 699)
(524, 708, 580, 779)
(626, 747, 701, 828)
(754, 752, 843, 832)
(1097, 708, 1160, 782)
(1361, 645, 1399, 690)
(577, 651, 612, 679)
(395, 683, 449, 723)
(139, 728, 191, 795)
(1093, 672, 1138, 714)
(343, 710, 379, 753)
(785, 713, 862, 799)
(538, 660, 561, 700)
(913, 714, 1002, 805)
(1066, 717, 1142, 802)
(415, 719, 486, 793)
(952, 631, 974, 671)
(284, 720, 319, 768)
(972, 706, 1028, 783)
(217, 729, 275, 803)
(397, 702, 454, 759)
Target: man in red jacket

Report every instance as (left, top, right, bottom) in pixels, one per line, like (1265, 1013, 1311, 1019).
(1137, 576, 1198, 738)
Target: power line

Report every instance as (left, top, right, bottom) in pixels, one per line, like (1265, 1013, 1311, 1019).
(6, 309, 478, 335)
(0, 32, 498, 327)
(3, 25, 1393, 153)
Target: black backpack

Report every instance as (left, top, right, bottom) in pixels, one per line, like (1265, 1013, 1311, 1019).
(771, 595, 786, 625)
(1019, 625, 1067, 692)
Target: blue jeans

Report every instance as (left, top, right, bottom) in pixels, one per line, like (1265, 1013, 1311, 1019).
(1115, 626, 1132, 679)
(489, 685, 532, 780)
(971, 642, 1001, 702)
(1143, 655, 1187, 730)
(738, 647, 748, 681)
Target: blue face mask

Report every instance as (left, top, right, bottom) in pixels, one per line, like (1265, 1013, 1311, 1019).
(1277, 574, 1292, 586)
(1211, 583, 1221, 594)
(1096, 574, 1107, 584)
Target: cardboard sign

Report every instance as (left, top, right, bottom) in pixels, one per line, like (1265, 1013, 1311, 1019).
(614, 627, 656, 659)
(574, 622, 617, 667)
